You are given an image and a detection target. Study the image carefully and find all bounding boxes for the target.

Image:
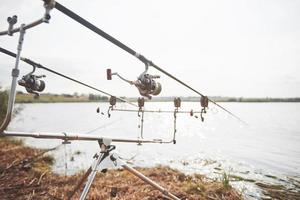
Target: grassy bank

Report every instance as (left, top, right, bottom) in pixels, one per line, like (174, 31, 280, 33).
(15, 93, 91, 103)
(0, 138, 242, 200)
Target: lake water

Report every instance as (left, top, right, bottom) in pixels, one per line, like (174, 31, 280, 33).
(7, 102, 300, 199)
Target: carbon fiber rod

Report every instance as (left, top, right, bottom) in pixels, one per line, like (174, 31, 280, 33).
(52, 1, 246, 124)
(2, 130, 171, 144)
(0, 46, 137, 107)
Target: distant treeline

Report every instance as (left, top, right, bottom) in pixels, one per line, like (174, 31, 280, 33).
(1, 90, 300, 104)
(88, 94, 108, 101)
(14, 91, 110, 103)
(149, 96, 300, 103)
(217, 97, 300, 102)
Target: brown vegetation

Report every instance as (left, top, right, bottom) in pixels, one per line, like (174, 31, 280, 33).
(0, 138, 242, 200)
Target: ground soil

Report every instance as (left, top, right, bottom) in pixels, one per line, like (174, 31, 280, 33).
(0, 138, 242, 200)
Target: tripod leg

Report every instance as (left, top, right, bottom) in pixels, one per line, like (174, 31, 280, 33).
(79, 153, 105, 200)
(67, 167, 92, 200)
(122, 164, 180, 200)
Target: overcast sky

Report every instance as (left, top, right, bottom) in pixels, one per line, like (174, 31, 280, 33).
(0, 0, 299, 98)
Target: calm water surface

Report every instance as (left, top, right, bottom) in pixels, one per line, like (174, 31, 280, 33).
(8, 102, 300, 199)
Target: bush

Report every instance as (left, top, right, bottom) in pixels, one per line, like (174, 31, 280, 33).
(0, 90, 8, 124)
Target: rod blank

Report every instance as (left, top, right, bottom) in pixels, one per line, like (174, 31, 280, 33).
(2, 130, 171, 144)
(52, 1, 246, 124)
(0, 46, 137, 107)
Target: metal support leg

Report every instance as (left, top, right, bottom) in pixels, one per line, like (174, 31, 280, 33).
(79, 153, 106, 200)
(75, 142, 180, 200)
(67, 167, 92, 200)
(119, 160, 180, 200)
(0, 24, 26, 133)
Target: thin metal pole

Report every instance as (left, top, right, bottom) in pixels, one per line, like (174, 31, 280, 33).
(122, 164, 180, 200)
(0, 46, 137, 107)
(52, 1, 246, 124)
(112, 108, 201, 114)
(79, 153, 105, 200)
(140, 109, 144, 139)
(2, 130, 173, 144)
(173, 109, 178, 143)
(0, 24, 26, 133)
(77, 151, 180, 200)
(0, 19, 44, 36)
(67, 167, 92, 200)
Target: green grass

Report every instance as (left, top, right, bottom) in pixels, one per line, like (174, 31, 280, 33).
(15, 93, 91, 103)
(0, 90, 8, 124)
(222, 171, 231, 190)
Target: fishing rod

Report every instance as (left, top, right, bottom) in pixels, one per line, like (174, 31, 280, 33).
(48, 0, 246, 124)
(0, 46, 175, 143)
(2, 130, 172, 144)
(0, 46, 137, 107)
(0, 4, 199, 200)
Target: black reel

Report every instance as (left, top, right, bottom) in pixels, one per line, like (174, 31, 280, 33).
(18, 65, 46, 97)
(136, 73, 161, 99)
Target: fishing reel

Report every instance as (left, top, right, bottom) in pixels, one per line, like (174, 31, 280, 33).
(107, 64, 162, 99)
(135, 73, 161, 99)
(18, 65, 46, 97)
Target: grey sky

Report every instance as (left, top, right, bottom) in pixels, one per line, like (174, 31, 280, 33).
(0, 0, 299, 98)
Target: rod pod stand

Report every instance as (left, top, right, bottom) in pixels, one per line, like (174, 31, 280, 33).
(0, 24, 26, 133)
(70, 139, 180, 200)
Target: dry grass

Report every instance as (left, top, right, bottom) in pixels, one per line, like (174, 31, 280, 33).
(0, 138, 242, 200)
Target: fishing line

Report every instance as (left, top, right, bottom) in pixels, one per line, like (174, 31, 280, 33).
(85, 118, 122, 134)
(0, 46, 137, 107)
(51, 1, 246, 124)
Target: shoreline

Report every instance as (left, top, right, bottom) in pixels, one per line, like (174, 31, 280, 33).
(14, 93, 300, 104)
(0, 137, 241, 200)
